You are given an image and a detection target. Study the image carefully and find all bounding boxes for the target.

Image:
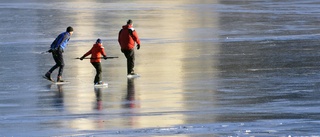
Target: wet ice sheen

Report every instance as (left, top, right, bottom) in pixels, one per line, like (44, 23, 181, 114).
(1, 0, 320, 136)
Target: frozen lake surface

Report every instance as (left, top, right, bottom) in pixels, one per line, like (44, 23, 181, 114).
(1, 0, 320, 136)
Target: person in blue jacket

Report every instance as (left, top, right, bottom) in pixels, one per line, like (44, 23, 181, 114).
(43, 26, 74, 82)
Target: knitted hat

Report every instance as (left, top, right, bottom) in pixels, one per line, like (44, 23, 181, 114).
(96, 38, 102, 44)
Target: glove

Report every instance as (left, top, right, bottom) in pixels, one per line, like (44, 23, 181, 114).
(80, 56, 84, 60)
(47, 49, 53, 53)
(137, 44, 140, 50)
(103, 56, 108, 60)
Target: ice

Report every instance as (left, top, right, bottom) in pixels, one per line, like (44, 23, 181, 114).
(1, 0, 320, 136)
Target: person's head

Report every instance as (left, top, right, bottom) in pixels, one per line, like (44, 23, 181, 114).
(96, 38, 102, 44)
(127, 19, 133, 26)
(66, 26, 74, 36)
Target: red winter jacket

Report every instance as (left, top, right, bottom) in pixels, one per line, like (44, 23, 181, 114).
(83, 43, 107, 63)
(118, 24, 141, 50)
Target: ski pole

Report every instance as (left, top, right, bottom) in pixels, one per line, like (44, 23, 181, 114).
(75, 57, 119, 59)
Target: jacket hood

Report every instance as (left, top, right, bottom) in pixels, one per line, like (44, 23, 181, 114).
(122, 24, 133, 29)
(94, 43, 103, 47)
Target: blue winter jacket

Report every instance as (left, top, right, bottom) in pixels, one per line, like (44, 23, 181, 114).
(50, 32, 71, 50)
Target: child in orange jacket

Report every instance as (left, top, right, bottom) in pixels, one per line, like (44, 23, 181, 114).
(80, 39, 107, 85)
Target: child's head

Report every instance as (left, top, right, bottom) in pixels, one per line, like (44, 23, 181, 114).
(96, 38, 102, 44)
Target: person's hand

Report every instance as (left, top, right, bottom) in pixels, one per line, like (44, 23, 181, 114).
(103, 56, 108, 60)
(137, 44, 140, 50)
(47, 49, 53, 53)
(80, 57, 84, 60)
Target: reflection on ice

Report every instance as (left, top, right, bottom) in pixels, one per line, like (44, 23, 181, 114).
(94, 88, 102, 111)
(122, 79, 137, 109)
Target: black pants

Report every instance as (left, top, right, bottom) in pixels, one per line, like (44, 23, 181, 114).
(91, 62, 102, 84)
(49, 49, 64, 77)
(121, 49, 135, 74)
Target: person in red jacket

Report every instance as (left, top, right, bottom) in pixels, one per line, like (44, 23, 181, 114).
(80, 39, 107, 85)
(118, 19, 141, 75)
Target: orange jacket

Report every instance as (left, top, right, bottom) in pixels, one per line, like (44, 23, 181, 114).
(83, 43, 107, 63)
(118, 24, 141, 50)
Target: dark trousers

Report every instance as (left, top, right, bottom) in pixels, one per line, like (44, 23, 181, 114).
(49, 49, 64, 77)
(121, 49, 135, 74)
(91, 62, 102, 84)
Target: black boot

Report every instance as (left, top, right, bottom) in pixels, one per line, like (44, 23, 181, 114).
(44, 72, 54, 82)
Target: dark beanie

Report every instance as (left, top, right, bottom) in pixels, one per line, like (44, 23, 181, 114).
(96, 38, 102, 44)
(66, 26, 73, 32)
(127, 19, 132, 24)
